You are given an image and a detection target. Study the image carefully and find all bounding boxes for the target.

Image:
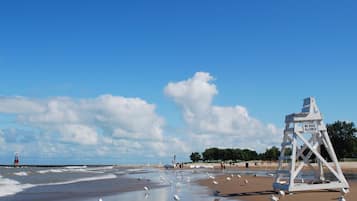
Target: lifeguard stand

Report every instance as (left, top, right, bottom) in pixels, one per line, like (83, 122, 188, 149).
(273, 97, 349, 192)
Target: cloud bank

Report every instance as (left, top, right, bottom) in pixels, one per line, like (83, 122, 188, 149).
(0, 72, 281, 163)
(0, 95, 188, 161)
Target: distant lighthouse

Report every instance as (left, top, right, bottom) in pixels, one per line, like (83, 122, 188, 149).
(14, 153, 19, 167)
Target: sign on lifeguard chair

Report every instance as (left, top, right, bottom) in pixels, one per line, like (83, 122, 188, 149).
(273, 97, 349, 192)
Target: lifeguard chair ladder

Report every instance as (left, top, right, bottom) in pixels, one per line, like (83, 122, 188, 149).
(273, 97, 349, 192)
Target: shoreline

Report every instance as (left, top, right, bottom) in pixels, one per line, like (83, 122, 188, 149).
(0, 175, 162, 201)
(197, 174, 356, 201)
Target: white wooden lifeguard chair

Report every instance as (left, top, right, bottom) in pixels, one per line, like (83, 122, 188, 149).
(273, 97, 349, 192)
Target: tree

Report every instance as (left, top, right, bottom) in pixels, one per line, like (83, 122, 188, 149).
(190, 152, 202, 162)
(322, 121, 357, 160)
(202, 147, 220, 161)
(261, 146, 280, 161)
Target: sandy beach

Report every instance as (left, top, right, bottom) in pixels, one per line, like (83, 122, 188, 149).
(197, 174, 356, 201)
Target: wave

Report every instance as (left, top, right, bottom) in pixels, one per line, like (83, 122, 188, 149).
(0, 175, 33, 197)
(13, 171, 28, 176)
(0, 173, 117, 198)
(37, 166, 111, 174)
(37, 169, 65, 174)
(40, 173, 117, 186)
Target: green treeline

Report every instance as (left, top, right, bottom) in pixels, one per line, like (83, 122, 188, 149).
(190, 121, 357, 162)
(190, 146, 280, 162)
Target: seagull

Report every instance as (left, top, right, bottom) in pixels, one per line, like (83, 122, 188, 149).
(173, 194, 180, 200)
(231, 174, 234, 178)
(237, 174, 242, 178)
(186, 177, 191, 183)
(341, 188, 349, 195)
(98, 198, 103, 201)
(226, 177, 232, 181)
(270, 195, 279, 201)
(244, 179, 249, 184)
(213, 180, 219, 185)
(279, 190, 285, 197)
(209, 175, 215, 179)
(144, 186, 149, 191)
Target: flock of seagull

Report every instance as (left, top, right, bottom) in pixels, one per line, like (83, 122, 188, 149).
(207, 172, 349, 201)
(97, 171, 350, 201)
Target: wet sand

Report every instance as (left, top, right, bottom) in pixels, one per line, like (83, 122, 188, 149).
(197, 174, 356, 201)
(0, 176, 161, 201)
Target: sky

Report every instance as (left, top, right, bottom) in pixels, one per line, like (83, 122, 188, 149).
(0, 0, 356, 164)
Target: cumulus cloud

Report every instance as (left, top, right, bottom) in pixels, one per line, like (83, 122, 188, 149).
(165, 72, 281, 152)
(0, 72, 282, 162)
(0, 95, 164, 145)
(0, 95, 184, 159)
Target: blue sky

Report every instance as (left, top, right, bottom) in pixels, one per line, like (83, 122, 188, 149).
(0, 1, 356, 164)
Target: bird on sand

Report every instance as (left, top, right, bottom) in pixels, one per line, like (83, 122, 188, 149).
(209, 175, 215, 179)
(98, 198, 103, 201)
(213, 180, 218, 185)
(279, 190, 285, 196)
(244, 179, 249, 184)
(237, 174, 242, 178)
(173, 194, 180, 200)
(339, 196, 346, 201)
(270, 195, 279, 201)
(226, 177, 232, 181)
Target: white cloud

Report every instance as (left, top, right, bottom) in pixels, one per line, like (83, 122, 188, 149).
(59, 124, 98, 145)
(165, 72, 282, 152)
(0, 72, 283, 162)
(0, 96, 45, 114)
(0, 95, 178, 158)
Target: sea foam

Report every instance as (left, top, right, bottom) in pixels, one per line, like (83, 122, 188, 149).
(0, 175, 33, 197)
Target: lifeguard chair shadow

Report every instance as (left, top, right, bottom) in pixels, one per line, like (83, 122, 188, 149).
(273, 97, 349, 192)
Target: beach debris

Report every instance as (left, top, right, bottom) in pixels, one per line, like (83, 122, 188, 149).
(213, 180, 218, 185)
(268, 173, 274, 177)
(144, 192, 149, 199)
(173, 194, 180, 200)
(244, 179, 249, 184)
(144, 186, 149, 191)
(278, 190, 285, 196)
(270, 195, 279, 201)
(226, 177, 232, 181)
